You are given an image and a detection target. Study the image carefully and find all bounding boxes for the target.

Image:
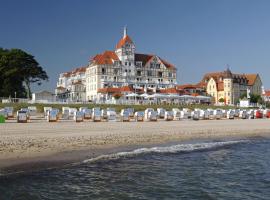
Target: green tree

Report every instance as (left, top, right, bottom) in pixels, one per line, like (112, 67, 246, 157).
(250, 94, 262, 104)
(218, 98, 225, 103)
(0, 48, 48, 98)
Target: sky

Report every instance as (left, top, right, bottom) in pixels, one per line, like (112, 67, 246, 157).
(1, 0, 270, 92)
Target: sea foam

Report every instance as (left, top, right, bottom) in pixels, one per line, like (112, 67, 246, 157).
(83, 140, 248, 164)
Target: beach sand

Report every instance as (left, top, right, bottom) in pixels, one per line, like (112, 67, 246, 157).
(1, 118, 270, 173)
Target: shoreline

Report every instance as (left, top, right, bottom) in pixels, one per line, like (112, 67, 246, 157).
(1, 119, 270, 174)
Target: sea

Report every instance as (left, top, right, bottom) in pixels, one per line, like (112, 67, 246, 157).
(1, 137, 270, 200)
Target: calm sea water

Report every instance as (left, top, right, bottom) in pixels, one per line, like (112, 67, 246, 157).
(1, 137, 270, 200)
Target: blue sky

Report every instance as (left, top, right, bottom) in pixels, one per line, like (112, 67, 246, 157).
(1, 0, 270, 91)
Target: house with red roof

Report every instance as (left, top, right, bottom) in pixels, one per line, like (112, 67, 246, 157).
(199, 68, 262, 105)
(263, 90, 270, 102)
(55, 66, 87, 102)
(86, 27, 177, 102)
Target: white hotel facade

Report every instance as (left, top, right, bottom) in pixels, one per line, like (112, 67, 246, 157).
(85, 27, 177, 101)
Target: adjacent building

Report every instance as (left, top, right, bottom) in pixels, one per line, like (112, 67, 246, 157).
(85, 27, 177, 101)
(32, 90, 55, 103)
(263, 90, 270, 102)
(199, 68, 262, 105)
(55, 66, 87, 102)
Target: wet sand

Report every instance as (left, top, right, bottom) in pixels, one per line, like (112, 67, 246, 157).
(1, 118, 270, 173)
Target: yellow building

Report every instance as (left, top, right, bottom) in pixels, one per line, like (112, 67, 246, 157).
(200, 68, 262, 105)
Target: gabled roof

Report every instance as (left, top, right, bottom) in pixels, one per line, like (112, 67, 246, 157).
(116, 35, 134, 49)
(245, 74, 258, 86)
(91, 51, 119, 65)
(135, 53, 153, 66)
(135, 53, 176, 70)
(201, 70, 247, 84)
(158, 57, 176, 70)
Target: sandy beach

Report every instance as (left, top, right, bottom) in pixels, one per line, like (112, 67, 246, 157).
(1, 118, 270, 172)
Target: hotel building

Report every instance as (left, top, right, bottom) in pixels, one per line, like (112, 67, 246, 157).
(85, 27, 177, 101)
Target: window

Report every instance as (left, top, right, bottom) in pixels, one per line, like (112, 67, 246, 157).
(158, 72, 163, 78)
(147, 70, 152, 76)
(102, 68, 106, 75)
(125, 62, 127, 66)
(150, 63, 154, 68)
(168, 72, 172, 78)
(137, 71, 141, 76)
(136, 62, 142, 67)
(129, 62, 131, 66)
(156, 64, 160, 69)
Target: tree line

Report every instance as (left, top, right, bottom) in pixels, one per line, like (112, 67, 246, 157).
(0, 48, 48, 98)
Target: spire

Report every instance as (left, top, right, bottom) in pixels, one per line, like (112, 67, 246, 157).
(224, 64, 233, 78)
(123, 26, 127, 38)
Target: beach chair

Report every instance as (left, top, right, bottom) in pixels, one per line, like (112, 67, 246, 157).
(164, 111, 174, 121)
(107, 110, 117, 122)
(20, 108, 30, 120)
(82, 108, 92, 119)
(227, 110, 235, 120)
(239, 110, 247, 119)
(44, 107, 52, 118)
(4, 107, 14, 118)
(147, 111, 158, 122)
(101, 108, 108, 120)
(74, 111, 84, 122)
(47, 109, 59, 122)
(0, 109, 8, 119)
(69, 108, 77, 119)
(192, 110, 200, 121)
(144, 108, 154, 121)
(92, 109, 102, 122)
(28, 106, 37, 118)
(121, 109, 130, 122)
(135, 111, 144, 122)
(127, 108, 134, 118)
(62, 107, 70, 120)
(17, 110, 28, 123)
(157, 108, 166, 119)
(247, 110, 255, 119)
(214, 109, 223, 120)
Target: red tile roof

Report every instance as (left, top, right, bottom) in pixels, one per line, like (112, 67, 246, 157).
(217, 82, 224, 91)
(159, 88, 179, 94)
(97, 86, 134, 94)
(62, 66, 87, 77)
(177, 84, 197, 90)
(245, 74, 258, 86)
(120, 86, 133, 92)
(98, 87, 121, 93)
(116, 35, 134, 49)
(91, 51, 119, 65)
(264, 90, 270, 97)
